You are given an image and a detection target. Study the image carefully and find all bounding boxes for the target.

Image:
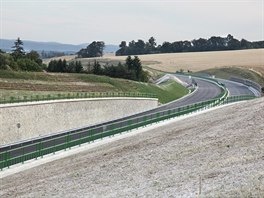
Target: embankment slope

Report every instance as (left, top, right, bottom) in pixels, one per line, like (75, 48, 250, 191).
(1, 98, 263, 197)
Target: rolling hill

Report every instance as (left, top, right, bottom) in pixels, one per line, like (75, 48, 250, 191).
(0, 39, 119, 53)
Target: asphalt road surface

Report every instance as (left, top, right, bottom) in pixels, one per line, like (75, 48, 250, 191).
(217, 79, 256, 96)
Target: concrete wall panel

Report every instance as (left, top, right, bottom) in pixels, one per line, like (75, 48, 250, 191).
(0, 98, 158, 145)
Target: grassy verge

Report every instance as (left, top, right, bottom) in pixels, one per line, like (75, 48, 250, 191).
(156, 80, 189, 103)
(198, 67, 264, 87)
(76, 74, 188, 103)
(0, 70, 188, 104)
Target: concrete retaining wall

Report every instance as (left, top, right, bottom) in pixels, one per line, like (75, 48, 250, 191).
(0, 97, 158, 145)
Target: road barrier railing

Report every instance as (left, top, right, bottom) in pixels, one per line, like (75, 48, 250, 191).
(0, 93, 256, 171)
(230, 76, 262, 94)
(0, 92, 157, 105)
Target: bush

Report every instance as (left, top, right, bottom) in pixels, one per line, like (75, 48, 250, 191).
(0, 53, 20, 70)
(16, 58, 42, 71)
(0, 53, 7, 70)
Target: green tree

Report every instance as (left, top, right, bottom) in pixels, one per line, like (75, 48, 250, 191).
(16, 58, 42, 71)
(77, 41, 105, 58)
(120, 41, 126, 48)
(75, 61, 83, 73)
(240, 39, 252, 49)
(116, 41, 127, 56)
(88, 41, 105, 57)
(148, 36, 156, 48)
(47, 60, 57, 72)
(11, 37, 25, 60)
(132, 56, 142, 80)
(26, 50, 42, 65)
(66, 61, 75, 73)
(62, 59, 67, 72)
(126, 55, 133, 70)
(92, 60, 102, 75)
(0, 53, 8, 70)
(135, 40, 146, 54)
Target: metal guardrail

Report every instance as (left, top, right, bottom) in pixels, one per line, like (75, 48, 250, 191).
(0, 92, 256, 171)
(0, 92, 157, 105)
(230, 76, 262, 94)
(0, 72, 228, 170)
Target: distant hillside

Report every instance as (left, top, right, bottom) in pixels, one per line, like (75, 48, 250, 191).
(0, 39, 118, 53)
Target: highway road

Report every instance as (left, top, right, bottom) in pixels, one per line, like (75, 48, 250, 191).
(174, 74, 257, 97)
(0, 75, 259, 165)
(135, 75, 222, 114)
(217, 79, 257, 96)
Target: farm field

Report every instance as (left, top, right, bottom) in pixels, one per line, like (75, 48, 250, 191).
(1, 97, 263, 197)
(104, 49, 264, 74)
(61, 49, 264, 85)
(73, 49, 263, 75)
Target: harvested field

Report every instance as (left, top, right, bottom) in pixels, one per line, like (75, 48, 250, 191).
(1, 98, 263, 197)
(104, 49, 264, 75)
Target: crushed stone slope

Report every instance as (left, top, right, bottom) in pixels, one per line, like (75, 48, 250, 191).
(0, 98, 263, 197)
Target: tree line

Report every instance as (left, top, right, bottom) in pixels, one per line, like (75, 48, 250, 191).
(77, 41, 105, 58)
(47, 59, 83, 73)
(0, 38, 45, 71)
(40, 51, 66, 59)
(91, 56, 149, 82)
(116, 34, 264, 56)
(0, 38, 148, 82)
(47, 56, 148, 82)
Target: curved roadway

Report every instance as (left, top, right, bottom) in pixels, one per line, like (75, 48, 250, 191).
(142, 76, 221, 113)
(217, 79, 256, 96)
(0, 75, 258, 163)
(0, 76, 222, 154)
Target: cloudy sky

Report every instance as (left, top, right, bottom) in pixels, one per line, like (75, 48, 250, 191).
(0, 0, 263, 45)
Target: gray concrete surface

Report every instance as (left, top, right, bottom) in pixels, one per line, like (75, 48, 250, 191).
(0, 98, 158, 145)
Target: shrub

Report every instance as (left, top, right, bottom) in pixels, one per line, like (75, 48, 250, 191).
(16, 58, 42, 71)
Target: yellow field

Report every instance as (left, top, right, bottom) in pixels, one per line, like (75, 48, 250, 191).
(104, 49, 264, 75)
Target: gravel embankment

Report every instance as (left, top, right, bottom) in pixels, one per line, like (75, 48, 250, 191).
(0, 98, 263, 197)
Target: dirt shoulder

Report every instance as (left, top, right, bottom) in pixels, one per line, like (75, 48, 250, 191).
(1, 98, 263, 197)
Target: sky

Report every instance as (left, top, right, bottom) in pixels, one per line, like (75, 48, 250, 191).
(0, 0, 263, 45)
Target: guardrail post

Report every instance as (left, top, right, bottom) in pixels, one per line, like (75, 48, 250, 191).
(102, 126, 105, 139)
(41, 142, 43, 158)
(156, 112, 159, 123)
(68, 134, 71, 149)
(64, 135, 67, 150)
(5, 151, 9, 169)
(22, 147, 25, 164)
(0, 152, 3, 170)
(91, 129, 94, 142)
(128, 120, 132, 131)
